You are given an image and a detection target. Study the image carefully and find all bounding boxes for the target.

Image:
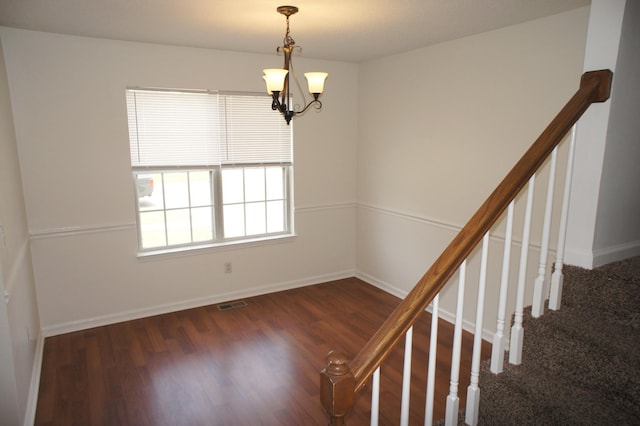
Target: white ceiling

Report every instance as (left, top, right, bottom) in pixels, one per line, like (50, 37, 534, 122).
(0, 0, 589, 62)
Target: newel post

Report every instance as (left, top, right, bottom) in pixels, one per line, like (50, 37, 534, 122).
(320, 350, 355, 426)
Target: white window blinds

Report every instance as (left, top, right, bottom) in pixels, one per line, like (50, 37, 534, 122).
(126, 89, 292, 168)
(220, 94, 292, 165)
(127, 89, 221, 167)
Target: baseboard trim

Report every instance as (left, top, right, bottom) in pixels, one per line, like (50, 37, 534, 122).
(355, 271, 495, 342)
(565, 240, 640, 269)
(41, 269, 355, 337)
(23, 331, 44, 426)
(593, 240, 640, 268)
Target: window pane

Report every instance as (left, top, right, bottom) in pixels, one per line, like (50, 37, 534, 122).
(166, 209, 191, 245)
(140, 211, 167, 249)
(164, 172, 190, 209)
(266, 167, 284, 200)
(191, 207, 214, 242)
(244, 168, 265, 202)
(222, 169, 244, 204)
(246, 202, 266, 235)
(223, 204, 245, 238)
(266, 200, 285, 233)
(189, 171, 212, 207)
(137, 172, 164, 212)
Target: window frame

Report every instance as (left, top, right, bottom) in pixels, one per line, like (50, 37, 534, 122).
(127, 88, 294, 255)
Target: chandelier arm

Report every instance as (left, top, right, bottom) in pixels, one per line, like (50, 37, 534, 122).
(270, 92, 282, 111)
(271, 91, 319, 123)
(279, 43, 295, 111)
(288, 49, 309, 111)
(269, 91, 295, 124)
(293, 99, 323, 115)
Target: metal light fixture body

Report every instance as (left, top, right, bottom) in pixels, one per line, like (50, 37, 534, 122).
(263, 6, 328, 125)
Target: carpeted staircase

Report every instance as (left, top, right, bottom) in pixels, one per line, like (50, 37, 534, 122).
(476, 256, 640, 425)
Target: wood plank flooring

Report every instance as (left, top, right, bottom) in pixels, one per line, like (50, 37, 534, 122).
(35, 277, 490, 425)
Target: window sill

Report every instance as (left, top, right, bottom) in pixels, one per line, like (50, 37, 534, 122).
(136, 233, 298, 261)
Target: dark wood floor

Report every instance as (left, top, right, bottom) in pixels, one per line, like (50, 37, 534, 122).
(35, 277, 489, 425)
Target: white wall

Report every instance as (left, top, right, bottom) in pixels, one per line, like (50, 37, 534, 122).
(592, 0, 640, 265)
(0, 28, 359, 335)
(0, 34, 42, 426)
(356, 8, 590, 336)
(565, 0, 637, 268)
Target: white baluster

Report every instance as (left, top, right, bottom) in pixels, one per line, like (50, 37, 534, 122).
(491, 202, 514, 374)
(532, 147, 558, 317)
(371, 367, 380, 426)
(424, 294, 440, 426)
(550, 125, 577, 310)
(400, 326, 413, 426)
(466, 234, 490, 426)
(510, 176, 535, 365)
(445, 261, 466, 426)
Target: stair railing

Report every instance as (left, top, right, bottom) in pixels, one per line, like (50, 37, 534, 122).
(320, 70, 613, 426)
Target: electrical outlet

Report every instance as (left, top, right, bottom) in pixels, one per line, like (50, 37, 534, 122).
(224, 262, 232, 273)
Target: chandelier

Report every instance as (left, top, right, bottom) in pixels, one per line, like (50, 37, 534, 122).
(262, 6, 328, 125)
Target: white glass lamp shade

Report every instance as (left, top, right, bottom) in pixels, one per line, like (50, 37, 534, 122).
(304, 72, 328, 94)
(262, 75, 272, 94)
(263, 69, 289, 94)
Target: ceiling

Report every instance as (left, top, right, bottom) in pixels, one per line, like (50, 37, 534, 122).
(0, 0, 590, 63)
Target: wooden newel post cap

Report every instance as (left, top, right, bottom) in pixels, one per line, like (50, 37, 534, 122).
(320, 350, 356, 425)
(326, 350, 350, 375)
(580, 69, 613, 103)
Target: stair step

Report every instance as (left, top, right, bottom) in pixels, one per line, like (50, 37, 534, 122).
(477, 257, 640, 425)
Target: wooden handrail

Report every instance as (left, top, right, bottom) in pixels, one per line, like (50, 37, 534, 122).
(320, 69, 613, 425)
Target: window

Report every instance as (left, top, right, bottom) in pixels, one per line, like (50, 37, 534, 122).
(126, 88, 293, 253)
